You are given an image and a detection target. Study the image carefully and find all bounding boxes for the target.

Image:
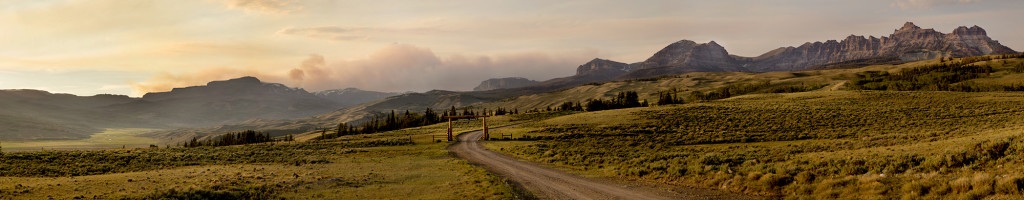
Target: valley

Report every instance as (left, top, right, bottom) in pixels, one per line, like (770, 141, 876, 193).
(1, 128, 160, 152)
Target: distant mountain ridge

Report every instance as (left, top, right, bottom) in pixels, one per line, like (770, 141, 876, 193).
(108, 76, 340, 127)
(314, 88, 402, 107)
(742, 22, 1017, 72)
(161, 22, 1021, 142)
(19, 22, 1019, 144)
(0, 90, 137, 140)
(616, 22, 1017, 78)
(473, 77, 539, 91)
(0, 77, 399, 141)
(618, 40, 745, 79)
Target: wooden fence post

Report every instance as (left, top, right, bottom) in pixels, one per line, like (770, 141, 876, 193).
(447, 118, 453, 141)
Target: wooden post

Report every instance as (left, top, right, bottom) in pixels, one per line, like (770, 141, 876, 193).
(447, 118, 453, 141)
(482, 117, 488, 141)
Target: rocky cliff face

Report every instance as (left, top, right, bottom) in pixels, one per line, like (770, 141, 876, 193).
(576, 58, 633, 75)
(473, 77, 539, 91)
(617, 40, 746, 79)
(617, 22, 1017, 77)
(638, 40, 745, 72)
(745, 22, 1017, 72)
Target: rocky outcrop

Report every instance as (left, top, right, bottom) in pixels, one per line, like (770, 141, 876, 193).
(473, 77, 539, 91)
(576, 58, 633, 75)
(639, 40, 744, 72)
(745, 22, 1017, 72)
(617, 22, 1017, 77)
(617, 40, 746, 79)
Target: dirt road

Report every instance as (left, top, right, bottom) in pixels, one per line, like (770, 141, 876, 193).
(450, 125, 759, 200)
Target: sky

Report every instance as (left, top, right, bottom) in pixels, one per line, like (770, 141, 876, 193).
(0, 0, 1021, 97)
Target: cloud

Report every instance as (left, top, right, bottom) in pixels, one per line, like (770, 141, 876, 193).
(221, 0, 299, 14)
(277, 26, 370, 41)
(130, 44, 598, 94)
(891, 0, 985, 9)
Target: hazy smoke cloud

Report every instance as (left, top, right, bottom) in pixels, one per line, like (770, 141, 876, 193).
(131, 44, 598, 95)
(288, 54, 331, 86)
(222, 0, 298, 14)
(891, 0, 984, 9)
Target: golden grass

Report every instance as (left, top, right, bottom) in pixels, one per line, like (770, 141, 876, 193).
(0, 143, 513, 199)
(2, 128, 161, 152)
(0, 116, 541, 199)
(484, 89, 1024, 199)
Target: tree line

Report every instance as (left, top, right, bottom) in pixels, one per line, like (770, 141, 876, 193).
(850, 54, 1024, 92)
(183, 130, 286, 148)
(316, 106, 520, 140)
(551, 91, 647, 112)
(654, 80, 824, 105)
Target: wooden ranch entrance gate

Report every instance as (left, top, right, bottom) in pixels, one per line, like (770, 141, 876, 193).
(444, 115, 490, 141)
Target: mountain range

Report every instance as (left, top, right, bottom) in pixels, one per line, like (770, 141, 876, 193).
(130, 22, 1024, 144)
(0, 77, 401, 140)
(2, 22, 1017, 143)
(620, 22, 1016, 77)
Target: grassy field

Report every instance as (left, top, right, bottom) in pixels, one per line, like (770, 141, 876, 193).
(1, 128, 161, 152)
(0, 113, 572, 199)
(4, 56, 1022, 199)
(484, 90, 1024, 199)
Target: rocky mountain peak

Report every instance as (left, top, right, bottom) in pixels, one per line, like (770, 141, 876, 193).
(207, 76, 262, 87)
(673, 40, 697, 45)
(576, 58, 631, 75)
(706, 40, 721, 47)
(618, 22, 1016, 75)
(952, 25, 987, 36)
(632, 40, 743, 72)
(898, 22, 920, 31)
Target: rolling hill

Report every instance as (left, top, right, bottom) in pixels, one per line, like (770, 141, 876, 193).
(0, 77, 399, 141)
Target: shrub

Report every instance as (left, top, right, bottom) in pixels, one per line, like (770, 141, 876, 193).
(995, 176, 1024, 195)
(759, 173, 794, 189)
(951, 177, 972, 194)
(901, 180, 933, 196)
(131, 185, 279, 200)
(794, 171, 816, 184)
